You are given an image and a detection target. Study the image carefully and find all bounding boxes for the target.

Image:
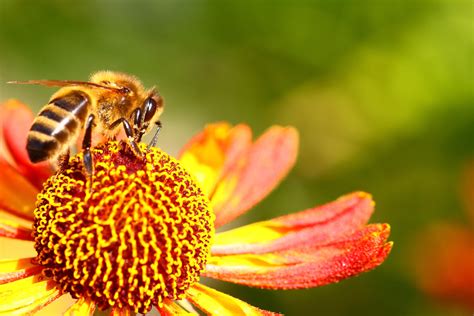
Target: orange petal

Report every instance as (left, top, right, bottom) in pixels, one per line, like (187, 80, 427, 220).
(0, 257, 42, 285)
(179, 122, 252, 197)
(204, 224, 392, 289)
(0, 100, 51, 188)
(212, 192, 374, 255)
(0, 160, 38, 220)
(0, 100, 29, 166)
(0, 274, 61, 315)
(157, 299, 194, 315)
(186, 283, 281, 316)
(180, 124, 298, 228)
(64, 297, 96, 316)
(211, 126, 299, 227)
(413, 223, 474, 309)
(0, 218, 34, 240)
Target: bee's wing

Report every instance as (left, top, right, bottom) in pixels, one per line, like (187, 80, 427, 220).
(8, 80, 122, 92)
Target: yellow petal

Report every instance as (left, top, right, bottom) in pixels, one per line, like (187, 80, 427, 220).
(207, 252, 285, 269)
(0, 218, 33, 241)
(0, 257, 42, 284)
(0, 275, 61, 315)
(175, 299, 199, 314)
(205, 224, 392, 290)
(158, 299, 194, 315)
(0, 257, 35, 274)
(64, 297, 96, 316)
(210, 126, 299, 228)
(179, 123, 252, 197)
(213, 221, 284, 248)
(212, 192, 374, 255)
(186, 283, 280, 316)
(180, 123, 299, 228)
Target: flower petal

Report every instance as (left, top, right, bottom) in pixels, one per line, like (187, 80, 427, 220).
(179, 122, 252, 197)
(180, 124, 299, 228)
(212, 192, 374, 255)
(0, 274, 61, 315)
(0, 257, 42, 285)
(211, 126, 298, 227)
(157, 299, 194, 315)
(0, 218, 34, 240)
(0, 100, 29, 165)
(0, 100, 51, 188)
(204, 224, 392, 289)
(64, 297, 96, 316)
(0, 160, 38, 220)
(186, 283, 281, 316)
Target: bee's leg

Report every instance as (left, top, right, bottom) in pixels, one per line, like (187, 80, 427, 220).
(131, 107, 142, 136)
(82, 114, 95, 177)
(148, 120, 162, 149)
(137, 97, 158, 143)
(110, 118, 142, 157)
(132, 107, 150, 143)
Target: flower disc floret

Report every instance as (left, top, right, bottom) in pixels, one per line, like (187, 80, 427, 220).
(32, 141, 214, 313)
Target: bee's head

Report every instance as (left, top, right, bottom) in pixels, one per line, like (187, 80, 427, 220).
(91, 71, 145, 98)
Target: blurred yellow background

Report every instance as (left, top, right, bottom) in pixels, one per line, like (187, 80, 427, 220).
(0, 1, 472, 315)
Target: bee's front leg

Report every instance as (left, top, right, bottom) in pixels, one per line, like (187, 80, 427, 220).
(130, 107, 142, 138)
(110, 117, 142, 157)
(82, 114, 95, 176)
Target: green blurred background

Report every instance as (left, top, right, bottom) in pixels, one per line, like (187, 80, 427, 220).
(0, 1, 472, 315)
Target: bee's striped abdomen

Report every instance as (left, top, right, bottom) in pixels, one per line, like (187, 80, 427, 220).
(27, 91, 90, 163)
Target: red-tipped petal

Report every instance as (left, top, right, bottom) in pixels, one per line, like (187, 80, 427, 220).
(0, 100, 51, 188)
(0, 159, 39, 221)
(0, 100, 29, 165)
(179, 122, 252, 197)
(180, 124, 299, 228)
(204, 224, 392, 289)
(0, 218, 33, 240)
(211, 126, 299, 227)
(0, 257, 42, 285)
(0, 274, 61, 315)
(64, 297, 96, 316)
(186, 283, 281, 316)
(212, 192, 374, 255)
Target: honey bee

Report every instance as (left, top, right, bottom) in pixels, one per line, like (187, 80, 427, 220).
(9, 71, 164, 174)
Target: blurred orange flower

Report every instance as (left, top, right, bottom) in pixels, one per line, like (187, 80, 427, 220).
(412, 162, 474, 310)
(0, 99, 392, 315)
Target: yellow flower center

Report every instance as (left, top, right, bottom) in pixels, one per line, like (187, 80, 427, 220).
(32, 141, 214, 313)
